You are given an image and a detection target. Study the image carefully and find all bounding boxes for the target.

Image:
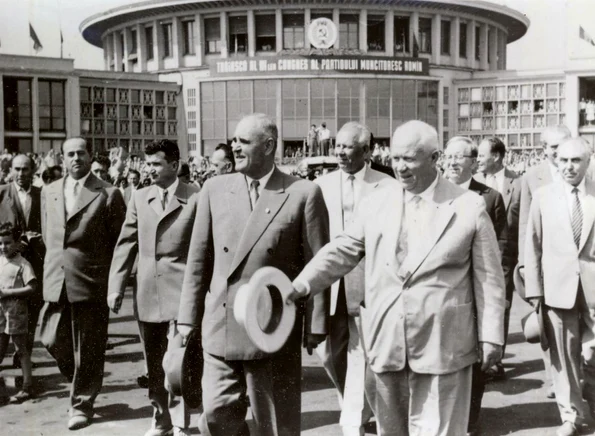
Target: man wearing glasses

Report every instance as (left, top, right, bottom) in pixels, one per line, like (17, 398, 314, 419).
(444, 136, 508, 436)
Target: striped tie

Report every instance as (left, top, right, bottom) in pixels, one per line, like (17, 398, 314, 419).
(571, 187, 583, 248)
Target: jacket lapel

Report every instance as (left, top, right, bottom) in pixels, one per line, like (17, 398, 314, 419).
(228, 169, 289, 277)
(159, 182, 187, 223)
(8, 184, 26, 226)
(68, 175, 101, 221)
(147, 186, 163, 217)
(501, 170, 515, 209)
(580, 178, 595, 252)
(384, 188, 404, 274)
(49, 178, 66, 226)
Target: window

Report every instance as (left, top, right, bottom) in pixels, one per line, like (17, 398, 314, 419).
(145, 26, 154, 60)
(254, 80, 277, 116)
(187, 88, 196, 107)
(130, 29, 138, 55)
(227, 81, 253, 135)
(394, 16, 409, 54)
(392, 80, 417, 128)
(337, 79, 360, 128)
(419, 18, 432, 53)
(204, 17, 221, 54)
(475, 25, 481, 60)
(365, 80, 391, 137)
(367, 15, 385, 51)
(255, 14, 276, 52)
(282, 79, 309, 138)
(3, 77, 32, 131)
(339, 14, 358, 49)
(162, 23, 173, 58)
(441, 20, 451, 55)
(183, 20, 196, 55)
(311, 79, 336, 133)
(283, 13, 304, 49)
(417, 81, 438, 128)
(201, 81, 225, 142)
(229, 16, 248, 55)
(459, 23, 467, 58)
(188, 111, 196, 129)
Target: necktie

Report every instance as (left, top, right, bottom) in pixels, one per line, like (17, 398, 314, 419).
(250, 180, 260, 210)
(396, 195, 421, 265)
(571, 187, 583, 248)
(161, 189, 168, 211)
(486, 174, 497, 190)
(343, 175, 355, 228)
(66, 181, 80, 218)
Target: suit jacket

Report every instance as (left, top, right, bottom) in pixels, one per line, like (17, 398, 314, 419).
(525, 179, 595, 309)
(294, 175, 506, 375)
(315, 166, 393, 315)
(41, 174, 127, 303)
(0, 184, 45, 285)
(177, 168, 330, 360)
(370, 161, 395, 178)
(109, 182, 199, 323)
(468, 178, 509, 260)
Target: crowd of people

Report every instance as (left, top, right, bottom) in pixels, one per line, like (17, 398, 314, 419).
(0, 116, 592, 436)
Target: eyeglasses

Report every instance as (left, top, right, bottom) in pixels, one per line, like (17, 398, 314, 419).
(444, 154, 474, 162)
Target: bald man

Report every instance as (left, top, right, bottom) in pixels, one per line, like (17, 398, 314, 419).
(289, 120, 506, 435)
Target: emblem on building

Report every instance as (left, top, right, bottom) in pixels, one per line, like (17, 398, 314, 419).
(308, 18, 338, 49)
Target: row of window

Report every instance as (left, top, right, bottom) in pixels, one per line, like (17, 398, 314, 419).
(112, 12, 492, 63)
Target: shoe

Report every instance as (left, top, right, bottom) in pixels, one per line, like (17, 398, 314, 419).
(9, 389, 32, 404)
(174, 428, 191, 436)
(484, 363, 506, 383)
(68, 414, 92, 431)
(144, 427, 173, 436)
(556, 422, 578, 436)
(137, 374, 149, 389)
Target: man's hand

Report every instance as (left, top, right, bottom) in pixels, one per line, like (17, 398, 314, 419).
(527, 296, 543, 309)
(518, 265, 525, 280)
(304, 333, 326, 356)
(285, 286, 308, 305)
(479, 342, 503, 372)
(177, 324, 194, 346)
(107, 293, 123, 314)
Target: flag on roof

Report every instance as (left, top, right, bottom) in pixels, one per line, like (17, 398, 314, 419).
(29, 23, 43, 53)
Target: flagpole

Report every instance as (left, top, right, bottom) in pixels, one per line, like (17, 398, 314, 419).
(57, 0, 63, 58)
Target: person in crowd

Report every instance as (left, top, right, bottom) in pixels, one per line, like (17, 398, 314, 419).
(0, 222, 37, 404)
(318, 122, 331, 156)
(210, 143, 235, 176)
(307, 124, 319, 157)
(518, 125, 572, 399)
(476, 137, 522, 380)
(176, 113, 329, 436)
(40, 137, 126, 431)
(90, 155, 111, 183)
(288, 120, 505, 436)
(142, 178, 152, 187)
(524, 137, 595, 436)
(371, 142, 382, 164)
(124, 169, 141, 204)
(108, 139, 198, 436)
(0, 155, 45, 371)
(176, 162, 192, 185)
(316, 121, 394, 436)
(443, 136, 508, 436)
(368, 134, 395, 178)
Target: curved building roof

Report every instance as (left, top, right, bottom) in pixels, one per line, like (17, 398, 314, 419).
(81, 0, 529, 48)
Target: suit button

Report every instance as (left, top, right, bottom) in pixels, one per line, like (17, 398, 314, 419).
(156, 255, 161, 261)
(60, 266, 64, 270)
(223, 247, 228, 252)
(223, 303, 226, 308)
(267, 248, 273, 255)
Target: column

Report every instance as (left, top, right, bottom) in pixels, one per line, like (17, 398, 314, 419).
(195, 14, 204, 65)
(247, 10, 256, 57)
(113, 32, 123, 72)
(275, 10, 283, 52)
(173, 17, 183, 67)
(565, 75, 579, 136)
(360, 9, 367, 53)
(104, 33, 113, 70)
(123, 27, 132, 72)
(304, 9, 311, 48)
(196, 79, 203, 156)
(220, 11, 228, 58)
(410, 11, 419, 54)
(432, 14, 441, 64)
(31, 78, 39, 153)
(154, 20, 163, 70)
(452, 16, 460, 67)
(480, 23, 489, 71)
(276, 80, 283, 160)
(386, 10, 394, 56)
(332, 9, 340, 49)
(66, 76, 80, 138)
(467, 19, 475, 69)
(489, 26, 498, 71)
(497, 29, 506, 69)
(0, 76, 4, 151)
(137, 23, 147, 71)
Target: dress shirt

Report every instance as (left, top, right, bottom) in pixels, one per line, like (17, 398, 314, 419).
(457, 177, 472, 191)
(64, 172, 91, 217)
(13, 182, 31, 224)
(342, 165, 367, 208)
(318, 127, 331, 141)
(563, 178, 587, 237)
(403, 174, 439, 257)
(156, 178, 179, 211)
(245, 166, 275, 201)
(485, 167, 505, 193)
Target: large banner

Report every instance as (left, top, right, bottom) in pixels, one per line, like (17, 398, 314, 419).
(209, 55, 429, 77)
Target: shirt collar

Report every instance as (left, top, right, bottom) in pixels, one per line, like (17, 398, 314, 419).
(156, 178, 180, 200)
(493, 167, 505, 180)
(564, 177, 587, 196)
(246, 166, 275, 191)
(66, 171, 91, 190)
(457, 177, 473, 190)
(341, 164, 367, 183)
(12, 182, 31, 194)
(404, 173, 439, 203)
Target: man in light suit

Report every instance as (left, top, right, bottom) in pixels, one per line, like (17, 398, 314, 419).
(176, 113, 329, 436)
(316, 122, 392, 436)
(40, 137, 126, 430)
(123, 169, 141, 204)
(525, 137, 595, 436)
(518, 125, 571, 398)
(0, 155, 45, 363)
(476, 137, 522, 379)
(108, 140, 198, 436)
(289, 120, 506, 436)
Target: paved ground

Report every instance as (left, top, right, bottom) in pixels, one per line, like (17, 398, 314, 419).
(0, 292, 594, 436)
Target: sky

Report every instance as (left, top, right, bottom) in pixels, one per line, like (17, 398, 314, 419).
(0, 0, 593, 71)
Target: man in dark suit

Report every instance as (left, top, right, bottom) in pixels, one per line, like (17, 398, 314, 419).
(40, 137, 126, 431)
(444, 136, 507, 436)
(108, 140, 199, 436)
(177, 113, 330, 436)
(0, 155, 45, 363)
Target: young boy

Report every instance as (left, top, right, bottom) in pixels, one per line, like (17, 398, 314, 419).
(0, 222, 37, 404)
